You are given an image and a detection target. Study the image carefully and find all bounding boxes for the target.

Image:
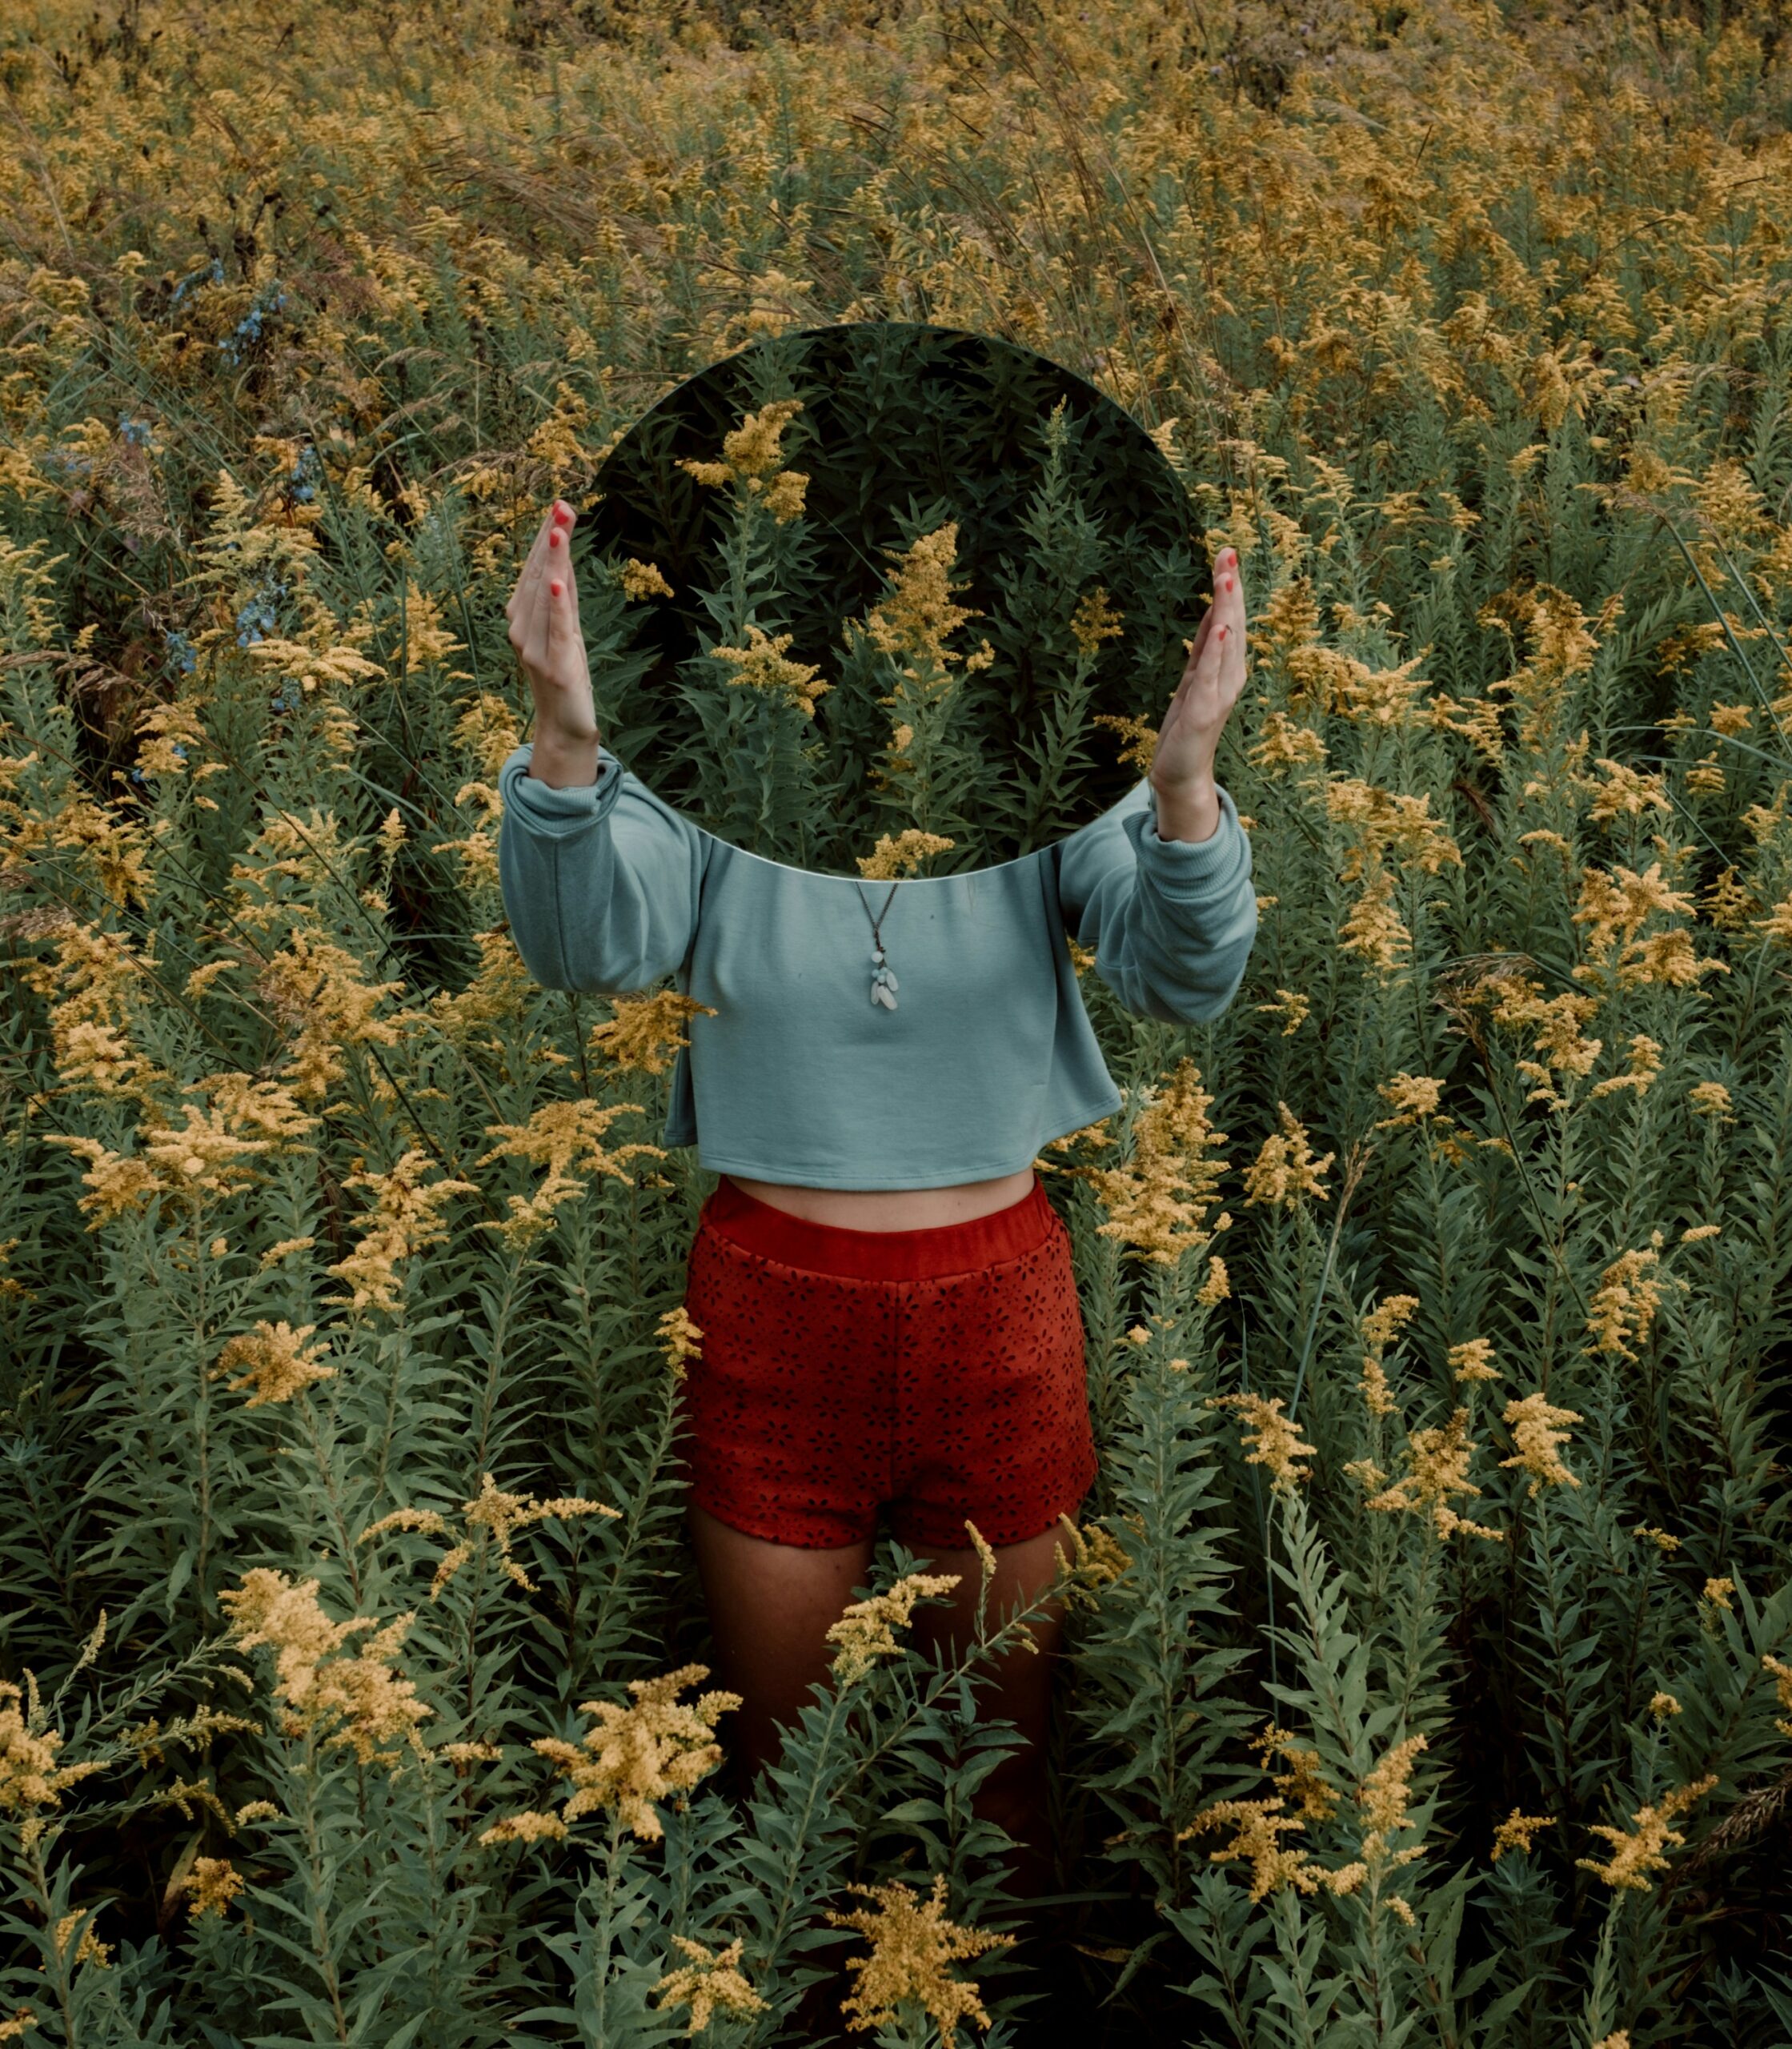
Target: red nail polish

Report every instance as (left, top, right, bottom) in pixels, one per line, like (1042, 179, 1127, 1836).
(1217, 625, 1228, 640)
(551, 579, 563, 597)
(549, 531, 562, 548)
(1224, 575, 1234, 591)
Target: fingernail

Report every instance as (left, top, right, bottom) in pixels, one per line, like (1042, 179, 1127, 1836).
(1217, 625, 1228, 640)
(551, 579, 563, 597)
(554, 500, 572, 522)
(1224, 575, 1234, 591)
(550, 531, 562, 548)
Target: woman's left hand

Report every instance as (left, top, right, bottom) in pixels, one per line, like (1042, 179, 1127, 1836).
(1149, 546, 1249, 843)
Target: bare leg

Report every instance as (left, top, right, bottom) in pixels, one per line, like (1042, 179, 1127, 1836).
(905, 1520, 1077, 1901)
(684, 1502, 876, 1794)
(685, 1503, 1075, 1891)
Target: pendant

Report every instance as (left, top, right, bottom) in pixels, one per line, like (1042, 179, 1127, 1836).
(870, 948, 899, 1010)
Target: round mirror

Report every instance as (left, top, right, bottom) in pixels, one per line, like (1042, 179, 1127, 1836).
(577, 321, 1204, 876)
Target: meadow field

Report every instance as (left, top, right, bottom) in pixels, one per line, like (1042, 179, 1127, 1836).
(4, 0, 1792, 2041)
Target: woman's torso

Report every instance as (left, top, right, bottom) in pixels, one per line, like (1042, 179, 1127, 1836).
(726, 1168, 1039, 1230)
(659, 830, 1123, 1201)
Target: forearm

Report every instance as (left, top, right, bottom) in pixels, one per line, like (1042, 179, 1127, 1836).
(1149, 772, 1221, 844)
(527, 725, 601, 789)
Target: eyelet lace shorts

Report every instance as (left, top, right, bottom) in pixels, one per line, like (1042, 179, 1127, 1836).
(677, 1172, 1098, 1552)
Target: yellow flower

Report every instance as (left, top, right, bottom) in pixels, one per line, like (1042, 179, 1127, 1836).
(1374, 1073, 1445, 1128)
(618, 558, 673, 600)
(1242, 1103, 1333, 1209)
(707, 624, 829, 720)
(1489, 1809, 1553, 1860)
(50, 1911, 110, 1971)
(1649, 1691, 1682, 1718)
(1197, 1256, 1231, 1307)
(1590, 1035, 1662, 1100)
(1449, 1339, 1501, 1384)
(1339, 870, 1411, 976)
(477, 1810, 568, 1846)
(1762, 1654, 1792, 1736)
(1499, 1393, 1584, 1495)
(216, 1321, 335, 1408)
(459, 1474, 618, 1592)
(1585, 1237, 1666, 1360)
(1702, 1575, 1735, 1611)
(220, 1570, 430, 1763)
(1583, 757, 1670, 823)
(326, 1150, 479, 1313)
(1054, 1514, 1132, 1610)
(1689, 1081, 1733, 1121)
(588, 991, 717, 1077)
(1248, 712, 1327, 776)
(1250, 1724, 1339, 1824)
(523, 1664, 741, 1842)
(651, 1935, 769, 2034)
(256, 932, 405, 1102)
(0, 1682, 104, 1820)
(479, 1099, 666, 1241)
(865, 524, 983, 672)
(1181, 1797, 1333, 1901)
(1255, 988, 1312, 1037)
(658, 1305, 704, 1379)
(453, 693, 524, 780)
(824, 1873, 1013, 2049)
(179, 1858, 245, 1921)
(1068, 586, 1125, 655)
(1208, 1393, 1318, 1494)
(825, 1574, 962, 1686)
(1091, 711, 1160, 774)
(1575, 1775, 1717, 1891)
(1084, 1059, 1230, 1265)
(858, 829, 955, 880)
(363, 1475, 616, 1596)
(1367, 1409, 1504, 1542)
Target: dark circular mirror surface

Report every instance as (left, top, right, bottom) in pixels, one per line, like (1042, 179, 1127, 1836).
(577, 321, 1203, 876)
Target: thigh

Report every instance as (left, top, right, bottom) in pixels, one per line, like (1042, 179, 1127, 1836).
(686, 1502, 875, 1786)
(904, 1521, 1076, 1747)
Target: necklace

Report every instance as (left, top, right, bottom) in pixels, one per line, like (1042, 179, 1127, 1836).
(853, 880, 901, 1010)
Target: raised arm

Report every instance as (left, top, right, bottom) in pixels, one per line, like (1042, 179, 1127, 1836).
(498, 500, 703, 992)
(1057, 542, 1258, 1022)
(1056, 786, 1257, 1022)
(498, 744, 703, 994)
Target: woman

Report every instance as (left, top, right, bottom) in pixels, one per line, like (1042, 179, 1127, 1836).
(497, 495, 1256, 1898)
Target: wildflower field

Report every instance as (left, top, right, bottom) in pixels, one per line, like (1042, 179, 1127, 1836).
(6, 0, 1792, 2041)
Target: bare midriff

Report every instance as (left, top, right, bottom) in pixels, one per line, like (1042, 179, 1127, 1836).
(726, 1169, 1037, 1233)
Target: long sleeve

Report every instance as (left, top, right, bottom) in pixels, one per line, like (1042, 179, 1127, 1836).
(497, 743, 706, 994)
(1055, 782, 1258, 1024)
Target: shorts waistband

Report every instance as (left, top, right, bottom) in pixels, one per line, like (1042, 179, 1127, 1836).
(700, 1173, 1057, 1280)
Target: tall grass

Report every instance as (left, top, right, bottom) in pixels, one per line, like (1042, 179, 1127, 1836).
(4, 0, 1792, 2041)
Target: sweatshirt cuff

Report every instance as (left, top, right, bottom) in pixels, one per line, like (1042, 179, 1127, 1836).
(1128, 784, 1252, 900)
(498, 744, 626, 836)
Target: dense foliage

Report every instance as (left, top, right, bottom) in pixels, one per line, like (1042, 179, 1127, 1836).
(3, 0, 1792, 2043)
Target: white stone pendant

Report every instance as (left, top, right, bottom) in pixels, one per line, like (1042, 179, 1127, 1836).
(870, 952, 899, 1009)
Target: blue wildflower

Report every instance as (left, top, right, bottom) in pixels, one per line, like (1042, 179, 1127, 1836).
(169, 258, 225, 310)
(119, 417, 152, 449)
(287, 443, 321, 504)
(219, 282, 290, 367)
(164, 630, 197, 676)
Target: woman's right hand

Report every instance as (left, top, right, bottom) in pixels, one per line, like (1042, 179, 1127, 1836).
(507, 499, 600, 788)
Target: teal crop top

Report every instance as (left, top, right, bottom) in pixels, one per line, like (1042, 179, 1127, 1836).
(496, 744, 1258, 1190)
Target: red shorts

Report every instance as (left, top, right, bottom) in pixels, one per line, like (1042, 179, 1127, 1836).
(677, 1172, 1097, 1551)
